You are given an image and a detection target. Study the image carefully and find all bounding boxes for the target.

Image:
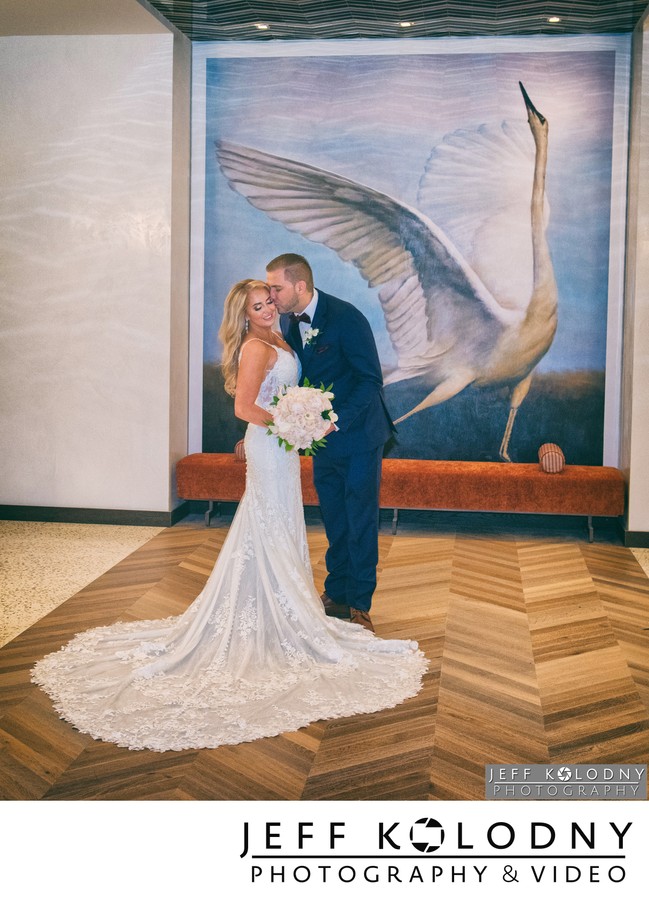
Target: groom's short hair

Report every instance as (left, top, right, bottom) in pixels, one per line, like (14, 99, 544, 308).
(267, 253, 314, 291)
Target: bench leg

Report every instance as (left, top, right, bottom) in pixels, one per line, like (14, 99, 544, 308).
(392, 508, 399, 535)
(205, 501, 214, 528)
(587, 515, 594, 543)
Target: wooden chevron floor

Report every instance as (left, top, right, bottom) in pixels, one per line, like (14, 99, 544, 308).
(1, 515, 648, 801)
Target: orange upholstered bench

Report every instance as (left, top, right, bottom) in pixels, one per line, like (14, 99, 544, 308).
(176, 454, 625, 541)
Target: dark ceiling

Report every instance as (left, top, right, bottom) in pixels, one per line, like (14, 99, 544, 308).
(145, 1, 649, 42)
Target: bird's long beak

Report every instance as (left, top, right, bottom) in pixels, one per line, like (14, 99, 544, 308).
(519, 81, 546, 125)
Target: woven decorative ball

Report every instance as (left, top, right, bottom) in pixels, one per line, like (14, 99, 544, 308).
(538, 443, 565, 473)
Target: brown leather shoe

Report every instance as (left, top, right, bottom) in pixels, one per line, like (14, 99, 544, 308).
(321, 592, 350, 619)
(350, 608, 375, 632)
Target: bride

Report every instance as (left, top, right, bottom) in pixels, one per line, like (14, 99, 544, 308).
(32, 279, 427, 752)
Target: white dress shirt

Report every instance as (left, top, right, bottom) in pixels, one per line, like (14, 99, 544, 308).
(298, 291, 319, 346)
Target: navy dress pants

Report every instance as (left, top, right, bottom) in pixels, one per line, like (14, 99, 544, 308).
(313, 445, 383, 612)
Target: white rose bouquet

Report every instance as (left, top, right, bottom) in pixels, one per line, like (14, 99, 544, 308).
(266, 378, 338, 455)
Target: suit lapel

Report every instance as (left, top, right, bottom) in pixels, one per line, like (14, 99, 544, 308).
(281, 313, 304, 361)
(301, 291, 328, 375)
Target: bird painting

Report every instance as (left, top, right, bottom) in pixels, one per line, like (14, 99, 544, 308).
(216, 82, 557, 461)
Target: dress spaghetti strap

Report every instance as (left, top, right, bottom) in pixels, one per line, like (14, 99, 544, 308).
(241, 337, 275, 349)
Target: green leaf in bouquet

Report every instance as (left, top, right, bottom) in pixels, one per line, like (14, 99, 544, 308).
(304, 437, 327, 456)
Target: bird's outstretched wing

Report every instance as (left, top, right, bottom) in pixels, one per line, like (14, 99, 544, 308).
(418, 121, 546, 312)
(216, 141, 515, 375)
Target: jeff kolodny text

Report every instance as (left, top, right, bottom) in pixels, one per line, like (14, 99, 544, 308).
(239, 815, 632, 885)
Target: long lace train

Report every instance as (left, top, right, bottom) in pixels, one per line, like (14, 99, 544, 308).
(32, 347, 427, 751)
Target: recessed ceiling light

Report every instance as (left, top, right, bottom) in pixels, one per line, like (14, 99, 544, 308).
(547, 16, 561, 24)
(254, 23, 269, 31)
(399, 22, 414, 28)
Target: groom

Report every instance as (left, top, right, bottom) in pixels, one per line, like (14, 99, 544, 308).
(266, 253, 395, 632)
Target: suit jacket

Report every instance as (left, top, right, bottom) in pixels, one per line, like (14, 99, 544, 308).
(280, 290, 395, 458)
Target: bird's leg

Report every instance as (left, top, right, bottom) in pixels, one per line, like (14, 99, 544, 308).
(499, 410, 517, 462)
(393, 371, 474, 424)
(499, 373, 534, 462)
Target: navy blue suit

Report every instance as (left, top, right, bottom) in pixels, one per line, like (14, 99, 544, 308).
(280, 290, 394, 610)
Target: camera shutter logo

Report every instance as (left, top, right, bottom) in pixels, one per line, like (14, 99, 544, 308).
(410, 818, 445, 853)
(557, 766, 572, 781)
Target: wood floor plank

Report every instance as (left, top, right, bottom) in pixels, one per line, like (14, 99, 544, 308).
(0, 690, 89, 799)
(2, 522, 649, 800)
(582, 543, 649, 713)
(301, 535, 452, 800)
(429, 539, 547, 800)
(182, 732, 319, 801)
(521, 542, 649, 764)
(42, 742, 200, 800)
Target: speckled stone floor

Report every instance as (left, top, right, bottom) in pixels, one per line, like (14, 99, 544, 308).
(0, 521, 163, 647)
(1, 516, 648, 651)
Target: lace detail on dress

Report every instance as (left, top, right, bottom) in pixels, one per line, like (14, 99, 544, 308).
(31, 347, 427, 752)
(240, 338, 297, 411)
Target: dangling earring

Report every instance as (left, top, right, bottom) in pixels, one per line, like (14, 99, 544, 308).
(244, 319, 249, 333)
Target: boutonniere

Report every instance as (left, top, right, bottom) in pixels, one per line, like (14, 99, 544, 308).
(304, 327, 320, 346)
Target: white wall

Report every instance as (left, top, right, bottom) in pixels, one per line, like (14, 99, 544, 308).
(0, 32, 190, 514)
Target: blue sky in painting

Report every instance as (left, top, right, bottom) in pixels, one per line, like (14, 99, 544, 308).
(203, 49, 616, 373)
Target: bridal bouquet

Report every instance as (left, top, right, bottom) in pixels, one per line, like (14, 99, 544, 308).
(266, 378, 337, 455)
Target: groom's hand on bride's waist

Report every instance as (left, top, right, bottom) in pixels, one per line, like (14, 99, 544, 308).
(234, 440, 246, 462)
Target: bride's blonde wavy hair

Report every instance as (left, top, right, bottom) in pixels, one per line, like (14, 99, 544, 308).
(218, 279, 270, 397)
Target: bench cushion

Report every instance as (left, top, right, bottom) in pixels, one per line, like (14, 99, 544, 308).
(378, 459, 624, 517)
(176, 454, 625, 517)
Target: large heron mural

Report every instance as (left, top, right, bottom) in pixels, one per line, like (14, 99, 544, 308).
(216, 83, 557, 461)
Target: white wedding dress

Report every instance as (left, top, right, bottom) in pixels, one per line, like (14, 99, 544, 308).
(32, 347, 426, 751)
